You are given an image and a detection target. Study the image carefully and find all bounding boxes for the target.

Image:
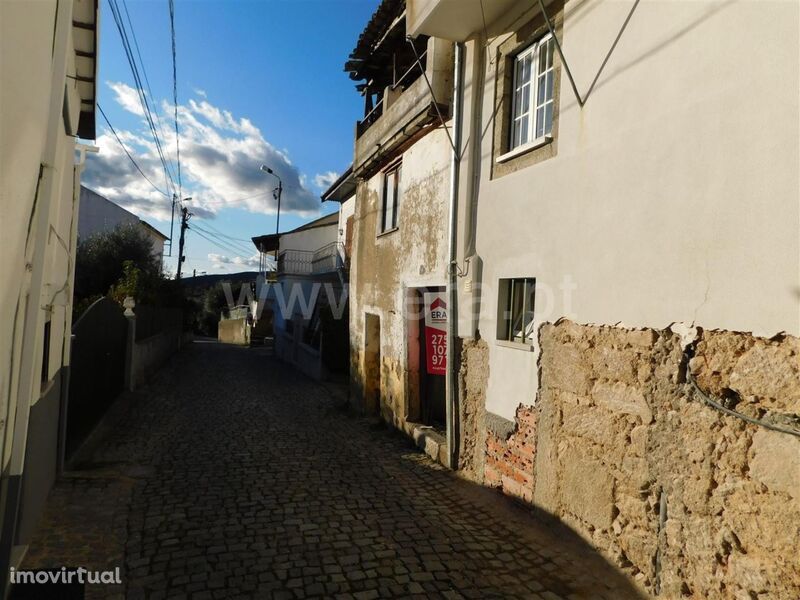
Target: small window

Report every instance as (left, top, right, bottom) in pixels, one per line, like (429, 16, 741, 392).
(511, 35, 555, 150)
(41, 319, 51, 383)
(380, 162, 401, 233)
(497, 278, 536, 345)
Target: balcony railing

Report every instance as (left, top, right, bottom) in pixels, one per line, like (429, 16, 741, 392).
(353, 39, 452, 177)
(356, 49, 427, 139)
(277, 242, 345, 275)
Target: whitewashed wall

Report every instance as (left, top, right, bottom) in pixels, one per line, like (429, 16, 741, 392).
(453, 0, 800, 420)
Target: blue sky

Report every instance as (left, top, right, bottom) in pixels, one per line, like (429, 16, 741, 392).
(84, 0, 377, 276)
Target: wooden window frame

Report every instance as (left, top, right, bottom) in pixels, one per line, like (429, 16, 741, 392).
(379, 161, 402, 235)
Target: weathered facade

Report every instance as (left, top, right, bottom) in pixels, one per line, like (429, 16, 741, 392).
(407, 0, 800, 596)
(0, 0, 99, 580)
(346, 0, 455, 457)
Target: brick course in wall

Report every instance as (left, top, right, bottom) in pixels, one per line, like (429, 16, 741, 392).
(484, 406, 537, 503)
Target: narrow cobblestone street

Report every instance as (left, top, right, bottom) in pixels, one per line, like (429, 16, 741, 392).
(22, 341, 642, 599)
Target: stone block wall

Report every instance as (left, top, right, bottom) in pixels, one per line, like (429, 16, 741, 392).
(217, 318, 250, 346)
(458, 338, 488, 480)
(469, 320, 800, 598)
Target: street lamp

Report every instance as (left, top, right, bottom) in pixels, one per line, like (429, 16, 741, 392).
(259, 165, 283, 236)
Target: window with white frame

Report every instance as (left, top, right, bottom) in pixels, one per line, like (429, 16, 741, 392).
(380, 162, 401, 233)
(511, 35, 555, 150)
(497, 278, 536, 345)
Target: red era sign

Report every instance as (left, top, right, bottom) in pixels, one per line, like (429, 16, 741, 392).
(423, 292, 446, 376)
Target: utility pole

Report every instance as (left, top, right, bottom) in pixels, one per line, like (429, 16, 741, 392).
(176, 205, 190, 280)
(258, 165, 283, 264)
(274, 178, 282, 239)
(167, 193, 177, 256)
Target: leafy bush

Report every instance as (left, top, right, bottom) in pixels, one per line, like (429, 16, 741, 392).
(73, 224, 185, 320)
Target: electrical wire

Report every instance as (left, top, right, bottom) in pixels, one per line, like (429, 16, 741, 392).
(192, 218, 255, 244)
(97, 104, 169, 197)
(168, 0, 182, 199)
(191, 230, 254, 261)
(687, 371, 800, 438)
(120, 0, 177, 179)
(190, 227, 255, 259)
(107, 0, 177, 196)
(191, 225, 255, 258)
(192, 230, 255, 259)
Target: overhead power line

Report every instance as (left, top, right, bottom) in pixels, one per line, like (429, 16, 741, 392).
(191, 227, 255, 259)
(169, 0, 183, 199)
(191, 223, 255, 257)
(97, 103, 169, 198)
(120, 0, 176, 179)
(193, 218, 255, 244)
(107, 0, 177, 196)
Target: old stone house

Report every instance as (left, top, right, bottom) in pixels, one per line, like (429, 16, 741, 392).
(405, 0, 800, 598)
(345, 0, 458, 460)
(0, 0, 99, 584)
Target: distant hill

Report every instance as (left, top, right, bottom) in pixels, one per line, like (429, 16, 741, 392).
(182, 271, 261, 290)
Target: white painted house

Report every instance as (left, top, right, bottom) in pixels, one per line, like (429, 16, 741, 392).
(79, 186, 168, 265)
(0, 0, 99, 581)
(253, 210, 348, 380)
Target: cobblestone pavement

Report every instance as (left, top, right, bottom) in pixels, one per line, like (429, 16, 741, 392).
(23, 341, 643, 599)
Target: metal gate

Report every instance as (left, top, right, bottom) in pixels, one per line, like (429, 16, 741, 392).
(66, 297, 128, 457)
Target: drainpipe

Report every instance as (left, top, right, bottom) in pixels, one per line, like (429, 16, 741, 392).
(446, 42, 464, 470)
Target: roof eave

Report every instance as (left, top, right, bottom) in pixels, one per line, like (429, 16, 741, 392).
(321, 166, 356, 203)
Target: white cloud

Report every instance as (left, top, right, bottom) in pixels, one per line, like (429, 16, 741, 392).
(208, 252, 260, 271)
(108, 81, 144, 116)
(83, 84, 321, 223)
(314, 171, 339, 191)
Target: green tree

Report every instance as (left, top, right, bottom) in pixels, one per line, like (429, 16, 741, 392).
(74, 224, 160, 301)
(73, 224, 186, 320)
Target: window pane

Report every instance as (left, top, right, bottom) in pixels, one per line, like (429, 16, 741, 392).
(521, 83, 531, 114)
(546, 38, 554, 69)
(509, 280, 523, 341)
(523, 280, 536, 342)
(545, 69, 554, 102)
(544, 102, 553, 135)
(537, 74, 547, 108)
(392, 168, 401, 228)
(522, 54, 532, 83)
(519, 115, 529, 145)
(509, 279, 536, 343)
(513, 86, 524, 120)
(535, 106, 545, 138)
(538, 43, 548, 74)
(383, 171, 396, 231)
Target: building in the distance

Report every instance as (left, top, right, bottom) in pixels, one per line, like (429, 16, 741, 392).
(79, 185, 168, 264)
(252, 209, 349, 380)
